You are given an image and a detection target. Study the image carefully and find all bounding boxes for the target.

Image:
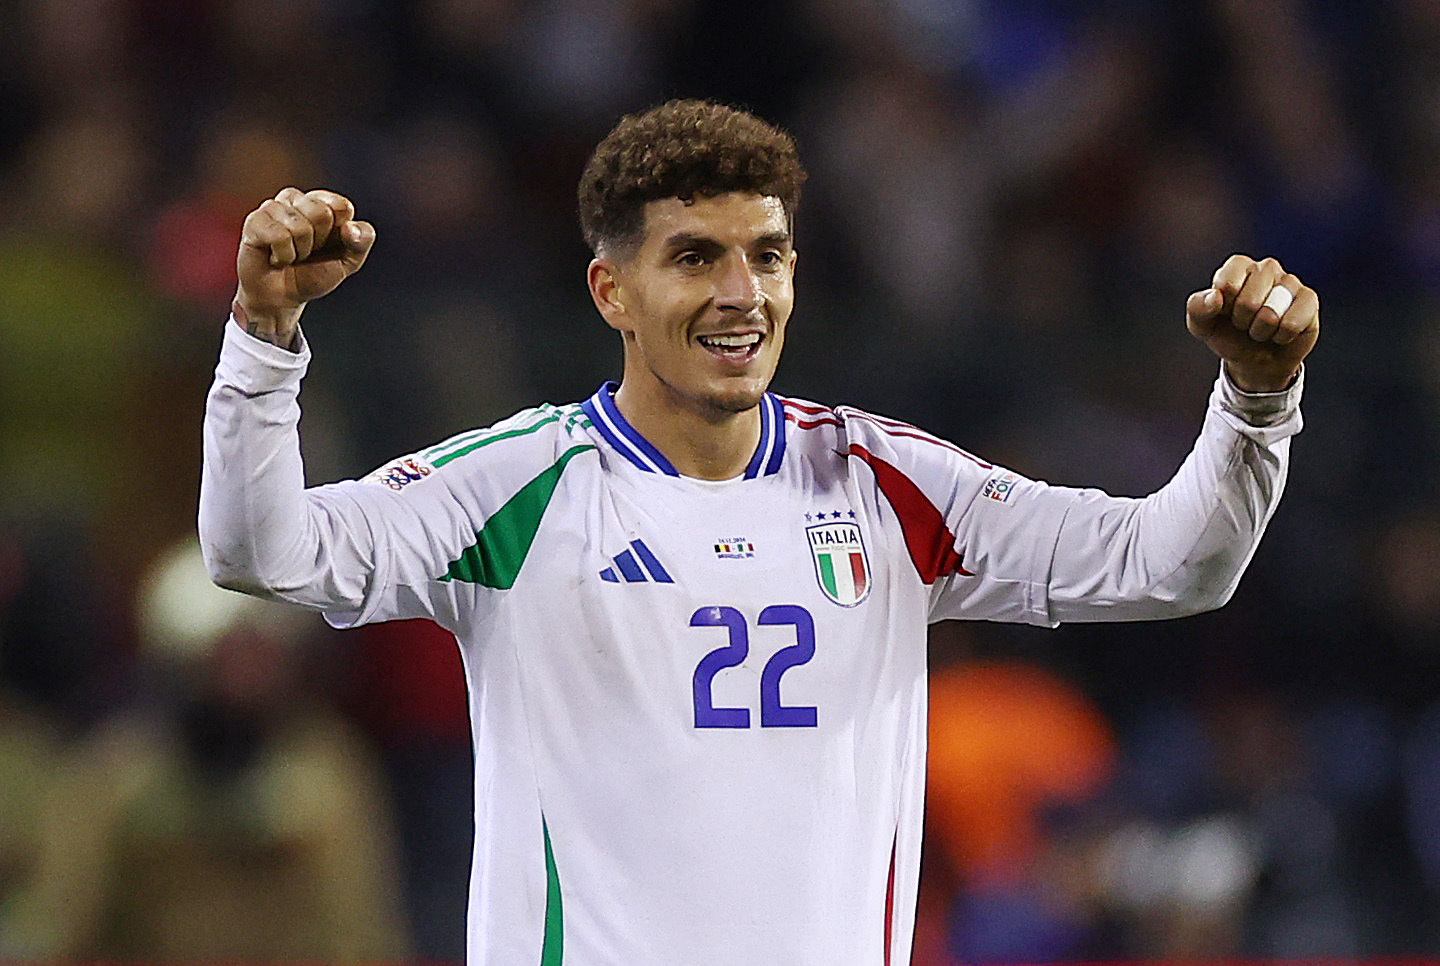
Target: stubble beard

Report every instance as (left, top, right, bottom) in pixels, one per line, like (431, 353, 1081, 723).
(668, 373, 768, 423)
(708, 385, 765, 415)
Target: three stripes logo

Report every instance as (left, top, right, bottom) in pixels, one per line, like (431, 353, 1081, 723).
(599, 539, 674, 584)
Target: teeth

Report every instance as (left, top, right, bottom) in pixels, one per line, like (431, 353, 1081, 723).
(698, 334, 761, 349)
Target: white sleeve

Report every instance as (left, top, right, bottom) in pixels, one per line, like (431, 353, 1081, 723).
(1041, 366, 1301, 623)
(930, 365, 1303, 626)
(198, 319, 469, 631)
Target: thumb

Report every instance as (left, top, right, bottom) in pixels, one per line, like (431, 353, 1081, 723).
(1185, 287, 1224, 336)
(338, 219, 376, 275)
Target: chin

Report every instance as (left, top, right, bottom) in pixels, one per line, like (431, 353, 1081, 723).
(710, 391, 764, 414)
(700, 377, 769, 415)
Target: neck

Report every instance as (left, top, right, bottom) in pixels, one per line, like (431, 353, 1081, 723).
(612, 381, 762, 481)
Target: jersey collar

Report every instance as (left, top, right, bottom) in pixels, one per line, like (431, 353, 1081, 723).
(580, 382, 787, 479)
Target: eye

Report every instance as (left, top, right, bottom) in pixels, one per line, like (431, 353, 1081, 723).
(675, 251, 706, 268)
(757, 250, 784, 268)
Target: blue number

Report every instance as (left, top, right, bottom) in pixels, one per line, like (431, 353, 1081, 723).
(758, 605, 818, 728)
(689, 605, 817, 729)
(690, 606, 751, 728)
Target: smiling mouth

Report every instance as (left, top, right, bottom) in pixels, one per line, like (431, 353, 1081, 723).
(696, 332, 763, 359)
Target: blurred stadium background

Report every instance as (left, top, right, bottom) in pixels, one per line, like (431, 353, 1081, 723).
(2, 0, 1440, 961)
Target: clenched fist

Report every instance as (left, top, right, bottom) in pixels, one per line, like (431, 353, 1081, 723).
(1186, 254, 1319, 393)
(232, 188, 376, 350)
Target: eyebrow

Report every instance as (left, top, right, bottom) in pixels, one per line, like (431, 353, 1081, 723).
(660, 230, 793, 253)
(753, 231, 794, 249)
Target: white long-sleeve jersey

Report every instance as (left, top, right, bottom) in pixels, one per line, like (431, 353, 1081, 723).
(199, 320, 1302, 966)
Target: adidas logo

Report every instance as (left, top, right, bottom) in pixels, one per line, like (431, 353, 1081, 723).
(599, 539, 674, 584)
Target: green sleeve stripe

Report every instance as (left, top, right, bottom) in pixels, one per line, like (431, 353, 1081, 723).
(542, 816, 564, 965)
(429, 411, 560, 467)
(422, 411, 550, 462)
(439, 443, 595, 588)
(425, 405, 590, 468)
(420, 403, 561, 457)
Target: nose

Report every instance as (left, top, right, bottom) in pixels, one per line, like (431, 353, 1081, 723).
(713, 252, 761, 313)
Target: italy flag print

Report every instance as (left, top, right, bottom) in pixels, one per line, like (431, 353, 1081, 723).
(807, 521, 871, 607)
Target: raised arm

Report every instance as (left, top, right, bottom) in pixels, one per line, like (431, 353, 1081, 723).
(919, 255, 1318, 626)
(198, 189, 376, 605)
(1043, 253, 1319, 621)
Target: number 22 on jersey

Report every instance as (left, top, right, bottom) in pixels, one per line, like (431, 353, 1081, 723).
(689, 605, 818, 729)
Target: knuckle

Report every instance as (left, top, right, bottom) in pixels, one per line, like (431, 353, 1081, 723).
(310, 189, 353, 220)
(297, 197, 330, 222)
(250, 220, 285, 243)
(263, 201, 304, 229)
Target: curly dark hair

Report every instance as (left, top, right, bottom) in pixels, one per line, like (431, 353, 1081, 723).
(578, 99, 807, 257)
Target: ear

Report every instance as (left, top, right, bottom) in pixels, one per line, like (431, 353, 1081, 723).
(587, 258, 628, 331)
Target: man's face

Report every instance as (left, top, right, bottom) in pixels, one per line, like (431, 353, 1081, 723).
(599, 192, 796, 418)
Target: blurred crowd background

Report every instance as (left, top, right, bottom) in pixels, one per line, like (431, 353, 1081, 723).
(2, 0, 1440, 961)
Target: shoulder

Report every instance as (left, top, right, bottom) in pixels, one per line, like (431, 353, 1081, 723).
(778, 395, 994, 477)
(356, 402, 598, 496)
(417, 402, 594, 471)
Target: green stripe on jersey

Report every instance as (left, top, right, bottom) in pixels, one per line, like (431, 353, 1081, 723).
(422, 409, 551, 463)
(427, 406, 592, 468)
(431, 411, 558, 468)
(439, 443, 594, 588)
(542, 817, 564, 965)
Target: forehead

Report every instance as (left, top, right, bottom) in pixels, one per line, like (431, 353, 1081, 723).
(638, 192, 791, 250)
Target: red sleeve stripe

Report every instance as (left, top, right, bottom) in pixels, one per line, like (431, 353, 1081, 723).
(784, 398, 993, 467)
(849, 443, 973, 583)
(781, 398, 834, 417)
(784, 412, 841, 430)
(840, 407, 993, 469)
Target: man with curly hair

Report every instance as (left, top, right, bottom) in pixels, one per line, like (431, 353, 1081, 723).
(200, 99, 1317, 963)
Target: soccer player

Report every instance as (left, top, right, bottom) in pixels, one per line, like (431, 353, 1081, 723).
(200, 100, 1318, 964)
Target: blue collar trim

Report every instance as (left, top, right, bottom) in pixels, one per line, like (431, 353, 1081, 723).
(580, 383, 787, 478)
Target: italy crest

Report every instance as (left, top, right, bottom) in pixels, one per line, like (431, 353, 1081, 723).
(807, 521, 871, 607)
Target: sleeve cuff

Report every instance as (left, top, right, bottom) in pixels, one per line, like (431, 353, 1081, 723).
(216, 315, 312, 394)
(1215, 362, 1304, 428)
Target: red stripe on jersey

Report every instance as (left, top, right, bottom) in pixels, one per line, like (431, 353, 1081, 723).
(883, 834, 896, 966)
(841, 408, 993, 469)
(785, 398, 992, 469)
(781, 398, 833, 416)
(849, 444, 973, 583)
(785, 412, 842, 430)
(850, 410, 920, 432)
